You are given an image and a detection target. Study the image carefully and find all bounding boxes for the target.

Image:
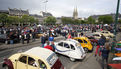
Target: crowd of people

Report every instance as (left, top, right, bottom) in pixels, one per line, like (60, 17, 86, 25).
(0, 24, 117, 69)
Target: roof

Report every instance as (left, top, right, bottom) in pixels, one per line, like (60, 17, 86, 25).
(24, 47, 54, 60)
(60, 39, 77, 45)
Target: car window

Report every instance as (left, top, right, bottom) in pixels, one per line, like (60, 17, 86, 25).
(78, 39, 83, 43)
(58, 42, 63, 47)
(84, 40, 87, 44)
(93, 34, 100, 36)
(19, 56, 27, 64)
(38, 59, 47, 69)
(28, 57, 37, 67)
(105, 32, 108, 33)
(70, 44, 75, 50)
(64, 43, 70, 48)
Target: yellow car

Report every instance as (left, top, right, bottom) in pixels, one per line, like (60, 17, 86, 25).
(73, 37, 93, 53)
(2, 47, 65, 69)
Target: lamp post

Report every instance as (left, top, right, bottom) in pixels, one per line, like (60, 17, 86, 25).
(112, 0, 120, 52)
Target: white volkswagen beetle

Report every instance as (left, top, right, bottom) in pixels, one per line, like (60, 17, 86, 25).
(54, 39, 86, 61)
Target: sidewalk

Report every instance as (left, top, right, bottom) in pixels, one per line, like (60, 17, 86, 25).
(0, 39, 41, 51)
(0, 36, 63, 51)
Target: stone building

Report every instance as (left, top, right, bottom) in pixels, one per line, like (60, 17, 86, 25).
(73, 7, 78, 19)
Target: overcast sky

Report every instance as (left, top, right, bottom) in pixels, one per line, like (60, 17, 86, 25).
(0, 0, 120, 18)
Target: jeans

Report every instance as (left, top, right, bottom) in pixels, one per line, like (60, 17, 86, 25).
(102, 57, 109, 69)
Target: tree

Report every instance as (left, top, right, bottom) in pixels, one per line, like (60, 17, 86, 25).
(98, 15, 113, 24)
(0, 13, 8, 26)
(21, 15, 30, 25)
(29, 16, 35, 25)
(118, 19, 121, 23)
(87, 16, 95, 24)
(44, 16, 56, 25)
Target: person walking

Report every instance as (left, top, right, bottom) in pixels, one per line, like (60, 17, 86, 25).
(100, 43, 110, 69)
(48, 35, 54, 45)
(26, 32, 30, 44)
(21, 33, 25, 44)
(41, 34, 46, 47)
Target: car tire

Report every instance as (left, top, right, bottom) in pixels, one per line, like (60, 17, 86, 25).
(84, 48, 88, 53)
(4, 66, 9, 69)
(70, 57, 75, 62)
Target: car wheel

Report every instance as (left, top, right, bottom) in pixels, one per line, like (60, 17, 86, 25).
(70, 57, 75, 62)
(84, 48, 88, 53)
(4, 66, 9, 69)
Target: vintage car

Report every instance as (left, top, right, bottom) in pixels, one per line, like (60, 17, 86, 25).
(100, 30, 114, 38)
(86, 36, 98, 46)
(2, 47, 65, 69)
(54, 40, 86, 61)
(92, 32, 110, 41)
(73, 37, 93, 53)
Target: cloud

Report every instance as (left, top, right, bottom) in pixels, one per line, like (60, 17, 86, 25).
(0, 0, 120, 18)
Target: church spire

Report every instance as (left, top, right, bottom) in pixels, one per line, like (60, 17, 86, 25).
(73, 7, 78, 19)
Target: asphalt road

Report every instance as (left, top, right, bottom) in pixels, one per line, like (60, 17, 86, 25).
(0, 31, 120, 69)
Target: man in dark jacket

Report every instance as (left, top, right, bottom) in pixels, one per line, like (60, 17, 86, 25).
(100, 43, 110, 69)
(41, 34, 46, 47)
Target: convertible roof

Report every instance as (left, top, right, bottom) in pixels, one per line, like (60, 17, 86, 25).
(24, 47, 54, 60)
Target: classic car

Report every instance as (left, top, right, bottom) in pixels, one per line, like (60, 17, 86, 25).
(73, 37, 93, 53)
(54, 40, 86, 61)
(2, 47, 65, 69)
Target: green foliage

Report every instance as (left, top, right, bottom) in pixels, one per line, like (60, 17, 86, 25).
(44, 16, 56, 25)
(98, 15, 113, 24)
(87, 16, 95, 24)
(0, 13, 8, 26)
(118, 19, 121, 23)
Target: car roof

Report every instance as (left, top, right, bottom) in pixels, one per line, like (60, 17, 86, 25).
(24, 47, 54, 60)
(60, 40, 77, 45)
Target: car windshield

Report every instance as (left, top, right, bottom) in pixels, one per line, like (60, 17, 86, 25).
(47, 53, 58, 67)
(78, 46, 84, 54)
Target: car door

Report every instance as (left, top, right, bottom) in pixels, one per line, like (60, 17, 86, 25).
(17, 55, 27, 69)
(63, 42, 71, 56)
(77, 39, 84, 47)
(27, 57, 39, 69)
(69, 44, 76, 57)
(55, 42, 64, 54)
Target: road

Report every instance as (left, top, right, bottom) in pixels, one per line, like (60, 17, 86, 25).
(0, 31, 121, 69)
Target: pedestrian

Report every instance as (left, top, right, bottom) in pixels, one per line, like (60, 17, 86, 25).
(67, 33, 71, 39)
(41, 34, 46, 47)
(48, 35, 54, 45)
(21, 33, 25, 44)
(95, 43, 101, 56)
(98, 34, 106, 56)
(50, 41, 55, 51)
(100, 43, 110, 69)
(26, 32, 30, 44)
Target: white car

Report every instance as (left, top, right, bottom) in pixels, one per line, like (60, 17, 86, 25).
(54, 40, 86, 61)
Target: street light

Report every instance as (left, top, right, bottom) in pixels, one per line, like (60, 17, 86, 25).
(112, 0, 120, 52)
(43, 0, 48, 13)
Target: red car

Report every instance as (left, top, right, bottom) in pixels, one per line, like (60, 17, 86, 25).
(86, 36, 98, 46)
